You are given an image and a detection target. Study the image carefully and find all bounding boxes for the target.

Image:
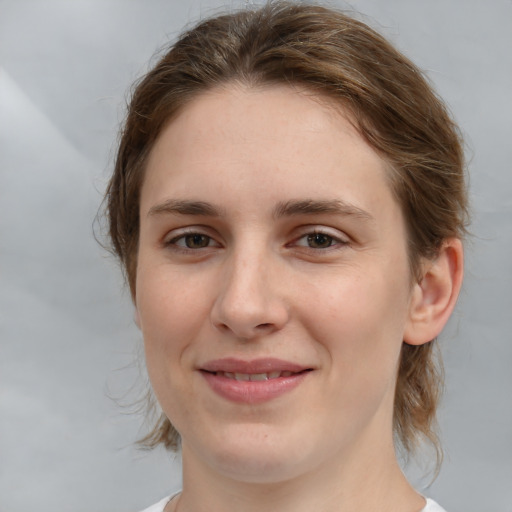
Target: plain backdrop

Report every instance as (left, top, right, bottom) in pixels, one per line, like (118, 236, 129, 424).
(1, 1, 511, 511)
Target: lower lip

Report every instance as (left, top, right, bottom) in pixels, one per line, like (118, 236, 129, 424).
(200, 371, 309, 404)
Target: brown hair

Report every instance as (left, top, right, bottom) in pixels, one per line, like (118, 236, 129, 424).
(105, 1, 468, 457)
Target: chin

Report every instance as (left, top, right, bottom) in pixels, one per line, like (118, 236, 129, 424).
(188, 423, 315, 484)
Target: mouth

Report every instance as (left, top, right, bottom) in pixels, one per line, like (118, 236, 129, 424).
(199, 358, 313, 404)
(206, 370, 302, 381)
(200, 357, 311, 374)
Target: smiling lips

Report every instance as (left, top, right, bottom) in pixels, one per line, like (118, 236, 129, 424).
(200, 358, 312, 404)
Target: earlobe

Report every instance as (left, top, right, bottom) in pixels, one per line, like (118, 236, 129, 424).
(404, 238, 464, 346)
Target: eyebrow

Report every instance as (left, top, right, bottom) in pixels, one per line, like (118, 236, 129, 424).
(147, 197, 374, 223)
(147, 199, 224, 217)
(273, 199, 375, 222)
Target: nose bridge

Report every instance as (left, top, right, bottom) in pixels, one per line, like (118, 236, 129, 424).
(229, 245, 264, 294)
(211, 238, 288, 338)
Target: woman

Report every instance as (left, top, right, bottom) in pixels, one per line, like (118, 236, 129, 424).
(105, 2, 467, 511)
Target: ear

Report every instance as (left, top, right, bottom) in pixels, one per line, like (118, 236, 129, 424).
(404, 238, 464, 346)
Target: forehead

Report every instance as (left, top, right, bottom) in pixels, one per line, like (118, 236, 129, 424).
(152, 84, 362, 155)
(141, 84, 397, 223)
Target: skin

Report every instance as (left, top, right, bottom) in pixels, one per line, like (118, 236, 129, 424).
(134, 84, 463, 512)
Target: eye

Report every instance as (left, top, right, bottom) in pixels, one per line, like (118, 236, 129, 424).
(305, 232, 335, 249)
(293, 229, 348, 250)
(166, 232, 219, 250)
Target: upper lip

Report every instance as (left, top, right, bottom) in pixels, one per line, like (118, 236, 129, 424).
(200, 358, 311, 374)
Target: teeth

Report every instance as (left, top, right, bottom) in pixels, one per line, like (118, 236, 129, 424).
(249, 373, 269, 381)
(216, 371, 295, 380)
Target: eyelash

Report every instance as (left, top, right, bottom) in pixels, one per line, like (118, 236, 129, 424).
(292, 230, 349, 251)
(164, 228, 349, 254)
(165, 230, 220, 251)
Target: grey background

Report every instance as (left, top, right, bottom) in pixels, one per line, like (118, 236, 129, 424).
(1, 1, 511, 511)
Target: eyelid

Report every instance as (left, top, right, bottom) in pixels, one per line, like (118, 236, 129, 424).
(161, 224, 350, 251)
(291, 225, 350, 246)
(163, 226, 222, 248)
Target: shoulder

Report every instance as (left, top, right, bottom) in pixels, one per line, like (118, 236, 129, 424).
(423, 498, 448, 512)
(138, 495, 172, 512)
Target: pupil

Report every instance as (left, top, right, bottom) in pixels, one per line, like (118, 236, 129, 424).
(186, 234, 208, 248)
(308, 233, 332, 248)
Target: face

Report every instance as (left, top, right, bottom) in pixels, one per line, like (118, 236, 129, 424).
(136, 85, 416, 483)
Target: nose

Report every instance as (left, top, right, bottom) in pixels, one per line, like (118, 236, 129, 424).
(210, 249, 289, 340)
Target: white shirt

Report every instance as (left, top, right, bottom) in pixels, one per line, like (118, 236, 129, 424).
(139, 495, 447, 512)
(139, 495, 173, 512)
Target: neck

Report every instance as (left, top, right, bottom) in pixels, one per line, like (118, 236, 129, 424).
(171, 386, 424, 512)
(173, 435, 424, 512)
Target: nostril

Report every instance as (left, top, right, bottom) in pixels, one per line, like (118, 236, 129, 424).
(256, 323, 273, 330)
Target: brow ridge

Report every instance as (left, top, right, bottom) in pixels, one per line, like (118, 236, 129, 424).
(147, 198, 374, 223)
(148, 199, 223, 217)
(273, 199, 374, 221)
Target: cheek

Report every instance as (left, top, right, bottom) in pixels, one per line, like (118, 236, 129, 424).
(301, 268, 410, 378)
(136, 270, 203, 422)
(138, 263, 206, 331)
(135, 267, 207, 377)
